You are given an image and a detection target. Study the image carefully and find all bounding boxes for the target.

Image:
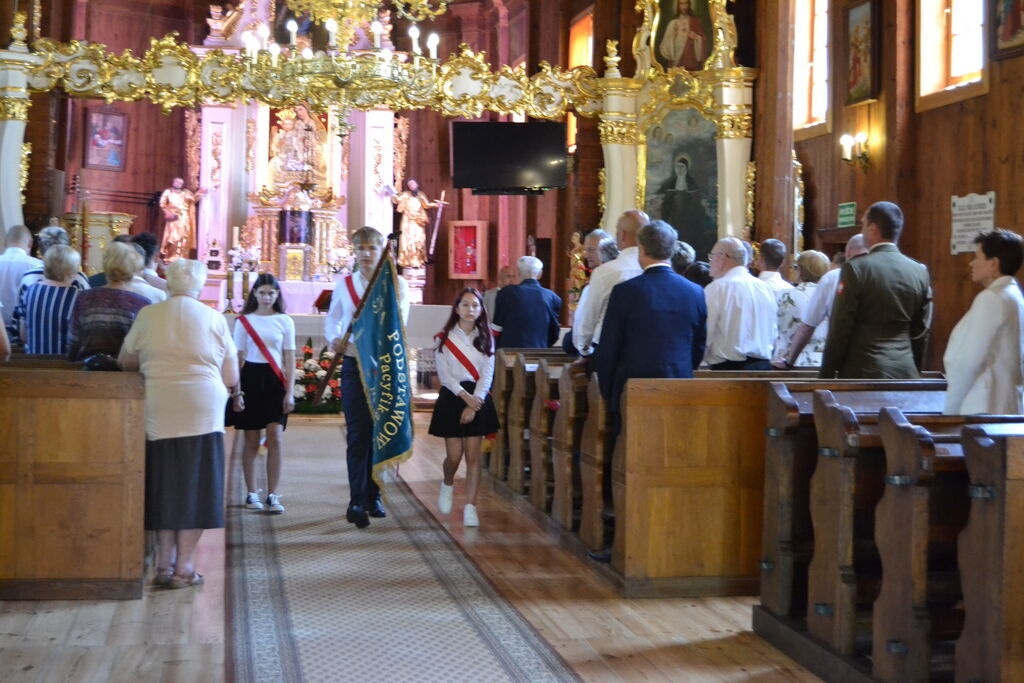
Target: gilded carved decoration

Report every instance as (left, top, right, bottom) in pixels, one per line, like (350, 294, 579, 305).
(245, 117, 256, 174)
(0, 97, 30, 120)
(19, 142, 31, 205)
(393, 115, 409, 191)
(599, 120, 638, 146)
(341, 133, 351, 181)
(210, 131, 223, 189)
(184, 109, 201, 190)
(372, 137, 384, 194)
(793, 151, 805, 251)
(745, 160, 755, 241)
(207, 5, 242, 41)
(598, 167, 607, 217)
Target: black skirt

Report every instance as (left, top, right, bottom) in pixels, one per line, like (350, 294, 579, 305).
(226, 362, 289, 431)
(428, 380, 500, 438)
(145, 432, 225, 530)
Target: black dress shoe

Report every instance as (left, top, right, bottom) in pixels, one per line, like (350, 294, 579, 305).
(346, 505, 370, 529)
(367, 498, 387, 518)
(587, 548, 612, 563)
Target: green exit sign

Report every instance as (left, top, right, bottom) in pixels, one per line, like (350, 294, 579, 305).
(838, 202, 857, 228)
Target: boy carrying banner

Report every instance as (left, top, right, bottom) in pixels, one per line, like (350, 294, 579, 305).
(324, 227, 411, 528)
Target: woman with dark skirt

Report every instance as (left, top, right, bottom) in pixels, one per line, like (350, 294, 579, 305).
(119, 260, 238, 589)
(227, 273, 296, 514)
(430, 288, 499, 528)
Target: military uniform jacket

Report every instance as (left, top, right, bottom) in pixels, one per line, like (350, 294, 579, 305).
(819, 243, 931, 379)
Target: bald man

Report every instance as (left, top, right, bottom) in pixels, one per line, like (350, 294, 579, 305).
(0, 225, 41, 329)
(571, 210, 647, 356)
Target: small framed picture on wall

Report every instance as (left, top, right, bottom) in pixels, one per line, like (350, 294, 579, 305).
(845, 0, 879, 106)
(84, 109, 128, 171)
(447, 220, 488, 281)
(991, 0, 1024, 61)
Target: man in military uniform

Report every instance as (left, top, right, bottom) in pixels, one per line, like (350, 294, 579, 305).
(819, 201, 931, 379)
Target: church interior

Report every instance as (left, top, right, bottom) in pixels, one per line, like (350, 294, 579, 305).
(2, 0, 1024, 680)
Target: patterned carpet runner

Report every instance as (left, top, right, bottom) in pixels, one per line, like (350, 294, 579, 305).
(226, 424, 575, 682)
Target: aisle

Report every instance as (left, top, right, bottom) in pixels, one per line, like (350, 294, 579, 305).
(226, 422, 574, 682)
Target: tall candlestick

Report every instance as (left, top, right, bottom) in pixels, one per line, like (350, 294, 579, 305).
(242, 269, 250, 300)
(224, 269, 235, 313)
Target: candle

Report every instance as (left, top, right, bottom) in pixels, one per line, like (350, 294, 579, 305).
(370, 21, 383, 49)
(269, 42, 280, 67)
(409, 24, 421, 55)
(232, 225, 239, 245)
(256, 23, 270, 51)
(287, 19, 298, 46)
(325, 18, 338, 48)
(427, 33, 439, 60)
(302, 47, 313, 60)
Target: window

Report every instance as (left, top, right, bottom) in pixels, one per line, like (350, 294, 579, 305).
(793, 0, 830, 134)
(918, 0, 986, 110)
(566, 11, 593, 152)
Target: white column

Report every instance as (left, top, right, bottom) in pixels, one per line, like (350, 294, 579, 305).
(0, 50, 39, 232)
(347, 109, 395, 235)
(197, 103, 250, 264)
(713, 78, 755, 239)
(598, 79, 643, 233)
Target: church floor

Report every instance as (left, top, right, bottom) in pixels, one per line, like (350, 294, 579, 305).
(0, 415, 816, 682)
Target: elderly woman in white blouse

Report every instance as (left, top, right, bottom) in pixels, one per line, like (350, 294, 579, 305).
(119, 260, 239, 588)
(772, 250, 830, 368)
(429, 288, 500, 528)
(944, 229, 1024, 415)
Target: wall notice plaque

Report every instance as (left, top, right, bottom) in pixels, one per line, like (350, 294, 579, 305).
(951, 192, 996, 254)
(837, 202, 858, 228)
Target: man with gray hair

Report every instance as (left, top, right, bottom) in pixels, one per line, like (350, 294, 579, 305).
(492, 255, 561, 348)
(8, 226, 89, 344)
(704, 237, 777, 370)
(572, 210, 647, 356)
(0, 225, 41, 329)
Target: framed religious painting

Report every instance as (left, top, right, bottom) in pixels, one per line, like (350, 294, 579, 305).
(84, 109, 128, 171)
(991, 0, 1024, 60)
(447, 220, 488, 281)
(652, 0, 714, 71)
(845, 0, 879, 106)
(643, 108, 719, 261)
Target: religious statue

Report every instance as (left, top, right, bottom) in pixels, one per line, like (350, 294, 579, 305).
(269, 106, 328, 190)
(387, 178, 446, 269)
(160, 177, 206, 260)
(567, 231, 588, 314)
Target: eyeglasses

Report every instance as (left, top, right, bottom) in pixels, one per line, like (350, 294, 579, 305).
(709, 251, 728, 259)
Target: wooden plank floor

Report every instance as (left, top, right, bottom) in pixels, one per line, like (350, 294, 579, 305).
(0, 416, 817, 682)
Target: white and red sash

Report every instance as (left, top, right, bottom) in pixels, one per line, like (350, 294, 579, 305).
(344, 274, 361, 309)
(238, 315, 288, 390)
(436, 333, 480, 382)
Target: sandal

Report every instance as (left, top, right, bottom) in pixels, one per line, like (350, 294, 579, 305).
(167, 572, 204, 589)
(153, 569, 174, 587)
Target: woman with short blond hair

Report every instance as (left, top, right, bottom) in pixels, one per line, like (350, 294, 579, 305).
(18, 244, 82, 354)
(773, 249, 830, 368)
(67, 241, 151, 361)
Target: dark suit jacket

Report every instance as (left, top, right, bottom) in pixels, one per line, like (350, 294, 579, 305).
(820, 243, 931, 379)
(493, 278, 562, 349)
(596, 265, 707, 414)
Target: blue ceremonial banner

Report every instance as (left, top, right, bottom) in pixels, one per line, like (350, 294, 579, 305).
(351, 251, 414, 482)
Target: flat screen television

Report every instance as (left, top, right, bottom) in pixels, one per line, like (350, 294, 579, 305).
(451, 121, 568, 195)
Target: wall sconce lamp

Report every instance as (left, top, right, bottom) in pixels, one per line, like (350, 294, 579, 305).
(840, 132, 870, 170)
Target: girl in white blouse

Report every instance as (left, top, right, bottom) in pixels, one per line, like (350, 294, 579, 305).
(429, 288, 500, 527)
(229, 274, 296, 514)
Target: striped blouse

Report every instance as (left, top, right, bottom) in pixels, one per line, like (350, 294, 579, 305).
(22, 283, 80, 355)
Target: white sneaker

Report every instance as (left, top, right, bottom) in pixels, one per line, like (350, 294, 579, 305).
(245, 491, 264, 510)
(463, 504, 479, 527)
(438, 483, 454, 514)
(266, 493, 285, 514)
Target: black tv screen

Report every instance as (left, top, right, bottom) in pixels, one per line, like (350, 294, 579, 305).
(451, 121, 568, 194)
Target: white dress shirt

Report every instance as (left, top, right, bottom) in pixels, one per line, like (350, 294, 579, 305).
(571, 246, 642, 354)
(943, 275, 1024, 415)
(0, 247, 41, 326)
(704, 265, 778, 365)
(142, 267, 168, 292)
(233, 313, 296, 369)
(435, 325, 496, 401)
(802, 267, 841, 328)
(324, 269, 410, 357)
(758, 270, 794, 291)
(126, 275, 167, 304)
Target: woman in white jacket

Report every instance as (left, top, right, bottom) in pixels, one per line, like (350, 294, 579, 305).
(944, 229, 1024, 415)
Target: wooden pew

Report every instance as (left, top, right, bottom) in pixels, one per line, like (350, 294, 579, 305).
(490, 348, 564, 481)
(955, 423, 1024, 683)
(550, 363, 589, 530)
(506, 352, 572, 494)
(807, 392, 1024, 659)
(759, 380, 948, 621)
(0, 366, 145, 600)
(528, 358, 565, 511)
(579, 373, 612, 551)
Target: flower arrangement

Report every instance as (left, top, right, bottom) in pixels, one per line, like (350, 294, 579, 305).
(292, 337, 342, 414)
